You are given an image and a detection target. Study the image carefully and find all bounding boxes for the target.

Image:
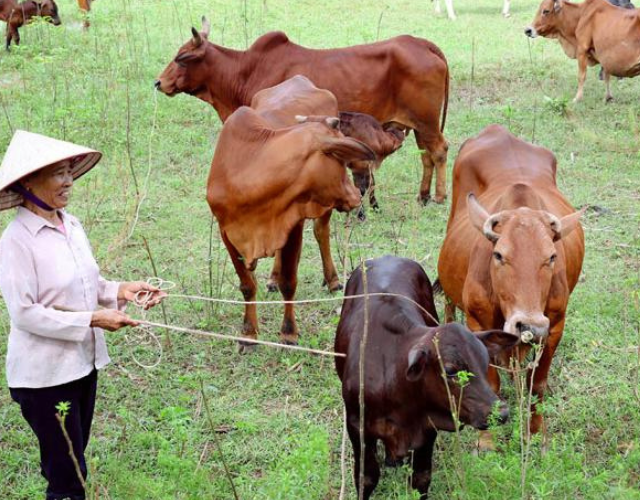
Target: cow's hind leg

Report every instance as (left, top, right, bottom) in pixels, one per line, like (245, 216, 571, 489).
(220, 232, 259, 353)
(314, 212, 342, 292)
(444, 295, 456, 323)
(415, 130, 448, 204)
(266, 251, 282, 293)
(411, 429, 437, 499)
(278, 221, 304, 345)
(347, 419, 380, 500)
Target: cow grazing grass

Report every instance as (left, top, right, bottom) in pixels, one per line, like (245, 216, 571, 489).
(0, 0, 638, 498)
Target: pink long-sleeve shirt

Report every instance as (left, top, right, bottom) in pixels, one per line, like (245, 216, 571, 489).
(0, 207, 121, 388)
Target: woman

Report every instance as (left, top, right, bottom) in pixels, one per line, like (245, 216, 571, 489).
(0, 130, 165, 500)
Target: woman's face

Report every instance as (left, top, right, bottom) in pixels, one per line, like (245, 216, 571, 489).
(23, 160, 74, 209)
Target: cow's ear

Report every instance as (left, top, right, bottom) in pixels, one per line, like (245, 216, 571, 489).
(338, 111, 356, 123)
(475, 329, 520, 359)
(201, 16, 211, 39)
(406, 344, 430, 382)
(321, 137, 376, 163)
(552, 206, 587, 241)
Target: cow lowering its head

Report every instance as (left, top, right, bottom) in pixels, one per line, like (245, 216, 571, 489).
(437, 124, 586, 445)
(335, 256, 519, 499)
(208, 97, 374, 349)
(1, 0, 61, 50)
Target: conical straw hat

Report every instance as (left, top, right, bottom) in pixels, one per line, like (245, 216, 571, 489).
(0, 130, 102, 211)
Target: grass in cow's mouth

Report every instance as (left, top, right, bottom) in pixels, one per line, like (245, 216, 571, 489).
(0, 0, 639, 499)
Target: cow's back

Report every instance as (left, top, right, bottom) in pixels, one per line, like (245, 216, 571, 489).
(245, 34, 448, 127)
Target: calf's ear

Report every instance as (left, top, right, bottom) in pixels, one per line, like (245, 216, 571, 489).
(406, 344, 431, 382)
(321, 137, 376, 163)
(475, 330, 520, 358)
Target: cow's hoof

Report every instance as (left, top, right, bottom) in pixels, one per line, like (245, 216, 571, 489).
(328, 281, 343, 293)
(371, 203, 380, 212)
(433, 194, 446, 204)
(418, 194, 431, 206)
(357, 210, 367, 222)
(280, 333, 299, 346)
(237, 341, 258, 354)
(605, 95, 614, 104)
(266, 282, 279, 293)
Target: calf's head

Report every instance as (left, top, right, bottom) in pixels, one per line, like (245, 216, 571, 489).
(525, 0, 563, 38)
(338, 112, 405, 171)
(32, 0, 61, 25)
(406, 323, 520, 430)
(155, 17, 211, 99)
(467, 193, 585, 341)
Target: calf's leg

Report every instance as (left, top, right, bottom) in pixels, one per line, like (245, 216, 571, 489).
(221, 232, 259, 352)
(313, 212, 342, 292)
(347, 420, 380, 500)
(411, 429, 437, 499)
(278, 221, 304, 345)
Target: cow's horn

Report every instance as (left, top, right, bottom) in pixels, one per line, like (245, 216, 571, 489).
(546, 213, 562, 237)
(295, 115, 308, 123)
(325, 117, 340, 129)
(201, 16, 211, 39)
(191, 27, 203, 47)
(482, 213, 502, 243)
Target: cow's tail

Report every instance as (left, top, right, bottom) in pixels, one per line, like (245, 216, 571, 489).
(441, 61, 449, 132)
(432, 278, 443, 295)
(424, 41, 449, 133)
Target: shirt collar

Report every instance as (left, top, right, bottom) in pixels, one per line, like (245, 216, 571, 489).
(16, 206, 65, 236)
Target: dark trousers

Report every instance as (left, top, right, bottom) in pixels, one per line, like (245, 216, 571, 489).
(10, 369, 98, 500)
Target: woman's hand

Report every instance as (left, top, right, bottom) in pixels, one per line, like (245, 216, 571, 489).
(118, 281, 167, 309)
(90, 309, 139, 331)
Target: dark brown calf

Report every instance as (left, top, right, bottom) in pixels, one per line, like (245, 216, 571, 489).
(0, 0, 60, 50)
(337, 112, 405, 220)
(335, 256, 519, 499)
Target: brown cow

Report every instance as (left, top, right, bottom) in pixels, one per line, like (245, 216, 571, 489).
(156, 18, 449, 203)
(249, 75, 361, 293)
(525, 0, 640, 102)
(437, 125, 586, 447)
(335, 255, 519, 499)
(0, 0, 60, 50)
(337, 112, 405, 221)
(207, 80, 374, 350)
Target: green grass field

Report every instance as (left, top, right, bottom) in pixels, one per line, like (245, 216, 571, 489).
(0, 0, 639, 498)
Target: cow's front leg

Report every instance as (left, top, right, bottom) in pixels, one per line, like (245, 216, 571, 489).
(528, 318, 565, 436)
(411, 429, 437, 498)
(573, 52, 589, 102)
(347, 419, 380, 500)
(313, 212, 341, 292)
(502, 0, 511, 17)
(278, 221, 304, 345)
(602, 70, 613, 103)
(221, 231, 259, 353)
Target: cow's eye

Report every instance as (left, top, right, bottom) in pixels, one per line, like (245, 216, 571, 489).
(548, 254, 557, 265)
(493, 251, 504, 263)
(542, 9, 550, 15)
(444, 365, 458, 378)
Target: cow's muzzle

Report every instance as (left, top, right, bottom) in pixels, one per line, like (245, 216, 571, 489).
(524, 26, 537, 38)
(505, 313, 549, 343)
(154, 80, 162, 90)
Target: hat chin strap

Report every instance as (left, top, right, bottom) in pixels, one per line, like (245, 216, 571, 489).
(9, 183, 55, 212)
